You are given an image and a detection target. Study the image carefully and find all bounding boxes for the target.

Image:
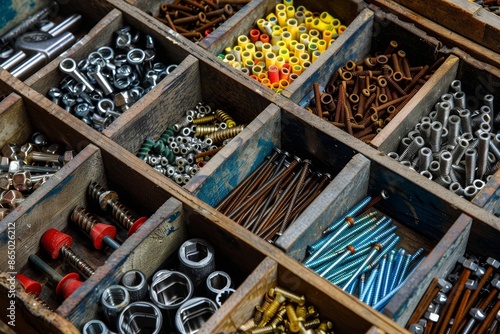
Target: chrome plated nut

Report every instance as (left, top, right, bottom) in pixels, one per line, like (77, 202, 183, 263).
(174, 297, 218, 334)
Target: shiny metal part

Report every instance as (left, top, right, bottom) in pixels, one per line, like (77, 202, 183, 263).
(59, 57, 95, 92)
(206, 271, 232, 301)
(215, 288, 236, 307)
(174, 297, 218, 334)
(101, 285, 130, 329)
(118, 301, 163, 334)
(121, 270, 148, 302)
(82, 320, 109, 334)
(150, 270, 194, 316)
(179, 238, 215, 287)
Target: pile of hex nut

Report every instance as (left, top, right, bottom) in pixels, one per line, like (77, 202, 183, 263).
(305, 41, 444, 144)
(80, 238, 235, 334)
(154, 0, 249, 42)
(216, 148, 332, 243)
(238, 286, 334, 334)
(220, 2, 344, 92)
(388, 80, 498, 201)
(48, 26, 177, 132)
(137, 102, 245, 186)
(406, 255, 500, 334)
(303, 195, 426, 311)
(0, 132, 74, 220)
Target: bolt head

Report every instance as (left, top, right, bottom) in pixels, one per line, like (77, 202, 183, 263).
(437, 278, 452, 293)
(469, 308, 486, 321)
(424, 311, 439, 323)
(434, 292, 447, 305)
(492, 278, 500, 290)
(0, 190, 24, 208)
(0, 208, 10, 219)
(0, 174, 11, 191)
(40, 228, 73, 259)
(465, 279, 478, 290)
(408, 324, 424, 334)
(463, 259, 479, 271)
(487, 257, 500, 269)
(12, 171, 31, 192)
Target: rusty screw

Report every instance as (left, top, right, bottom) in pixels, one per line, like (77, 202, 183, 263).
(70, 206, 121, 250)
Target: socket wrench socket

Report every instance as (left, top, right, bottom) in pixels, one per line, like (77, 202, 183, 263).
(118, 301, 163, 334)
(178, 238, 215, 287)
(121, 269, 148, 302)
(150, 270, 194, 324)
(174, 297, 218, 334)
(101, 285, 130, 330)
(215, 288, 236, 308)
(82, 319, 109, 334)
(206, 271, 232, 301)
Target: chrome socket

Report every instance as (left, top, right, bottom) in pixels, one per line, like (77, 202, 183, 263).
(178, 238, 215, 287)
(118, 301, 163, 334)
(82, 319, 110, 334)
(215, 288, 236, 308)
(101, 285, 130, 330)
(206, 271, 232, 301)
(121, 269, 148, 302)
(174, 297, 218, 334)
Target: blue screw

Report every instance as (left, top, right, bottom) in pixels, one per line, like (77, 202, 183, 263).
(304, 211, 377, 267)
(360, 265, 378, 303)
(360, 231, 400, 275)
(410, 247, 424, 263)
(347, 277, 358, 295)
(365, 265, 380, 306)
(320, 245, 373, 281)
(389, 249, 406, 291)
(373, 254, 387, 306)
(359, 273, 366, 298)
(342, 234, 399, 291)
(398, 253, 412, 286)
(329, 212, 380, 249)
(382, 250, 396, 296)
(321, 196, 372, 236)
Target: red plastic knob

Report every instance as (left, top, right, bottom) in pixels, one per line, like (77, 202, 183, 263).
(40, 228, 73, 259)
(55, 272, 82, 300)
(90, 223, 117, 249)
(128, 216, 148, 236)
(16, 274, 42, 296)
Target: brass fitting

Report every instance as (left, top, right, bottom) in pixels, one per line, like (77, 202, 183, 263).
(258, 293, 286, 327)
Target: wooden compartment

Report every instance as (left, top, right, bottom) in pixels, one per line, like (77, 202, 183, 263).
(195, 0, 373, 98)
(24, 5, 191, 135)
(202, 257, 409, 333)
(370, 54, 500, 212)
(385, 213, 500, 327)
(368, 0, 500, 57)
(187, 104, 361, 245)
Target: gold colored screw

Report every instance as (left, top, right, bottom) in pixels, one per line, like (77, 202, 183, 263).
(271, 286, 306, 306)
(205, 125, 245, 143)
(239, 318, 256, 332)
(296, 304, 307, 322)
(254, 290, 273, 324)
(215, 109, 236, 128)
(195, 124, 219, 136)
(286, 303, 301, 333)
(269, 306, 287, 327)
(259, 293, 286, 327)
(303, 318, 321, 329)
(192, 114, 217, 125)
(250, 325, 284, 334)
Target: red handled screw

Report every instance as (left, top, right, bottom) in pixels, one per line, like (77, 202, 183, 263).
(28, 254, 83, 300)
(16, 273, 53, 310)
(88, 182, 148, 236)
(40, 228, 95, 279)
(70, 206, 120, 250)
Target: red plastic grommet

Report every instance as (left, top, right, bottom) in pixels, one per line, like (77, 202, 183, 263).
(56, 272, 82, 300)
(127, 216, 148, 236)
(90, 223, 117, 249)
(40, 228, 73, 259)
(16, 274, 42, 296)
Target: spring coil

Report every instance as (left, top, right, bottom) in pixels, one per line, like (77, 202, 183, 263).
(88, 182, 106, 201)
(71, 206, 97, 234)
(60, 246, 95, 278)
(296, 304, 307, 321)
(192, 115, 217, 125)
(206, 125, 245, 143)
(215, 109, 236, 128)
(137, 137, 155, 159)
(27, 292, 53, 311)
(195, 125, 219, 137)
(159, 126, 175, 143)
(108, 200, 135, 230)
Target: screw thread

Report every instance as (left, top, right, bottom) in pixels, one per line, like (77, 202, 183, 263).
(60, 246, 95, 278)
(71, 206, 97, 234)
(27, 292, 53, 311)
(269, 307, 286, 327)
(192, 114, 217, 125)
(320, 196, 372, 236)
(206, 125, 246, 143)
(88, 181, 107, 200)
(410, 247, 424, 263)
(108, 200, 135, 230)
(258, 293, 285, 327)
(373, 255, 387, 305)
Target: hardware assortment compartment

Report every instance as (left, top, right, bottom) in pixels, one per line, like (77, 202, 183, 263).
(200, 0, 372, 97)
(108, 55, 273, 187)
(371, 55, 500, 211)
(25, 6, 191, 134)
(385, 213, 500, 328)
(201, 257, 408, 333)
(188, 105, 359, 244)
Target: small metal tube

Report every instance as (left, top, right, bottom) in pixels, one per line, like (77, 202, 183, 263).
(450, 80, 461, 92)
(399, 136, 424, 162)
(439, 151, 453, 177)
(82, 320, 109, 334)
(473, 179, 485, 192)
(453, 91, 466, 109)
(465, 149, 477, 186)
(420, 170, 433, 180)
(150, 270, 193, 323)
(435, 175, 451, 187)
(449, 182, 463, 196)
(483, 94, 494, 110)
(0, 51, 27, 71)
(206, 271, 232, 301)
(418, 147, 433, 172)
(459, 109, 472, 135)
(419, 122, 432, 144)
(436, 102, 452, 128)
(430, 121, 443, 153)
(121, 270, 148, 302)
(477, 131, 490, 179)
(463, 186, 478, 200)
(447, 115, 461, 144)
(429, 161, 441, 179)
(48, 14, 82, 37)
(398, 137, 412, 155)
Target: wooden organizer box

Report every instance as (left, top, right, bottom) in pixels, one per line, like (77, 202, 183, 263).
(0, 0, 500, 333)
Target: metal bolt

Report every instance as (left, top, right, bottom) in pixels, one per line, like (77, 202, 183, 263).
(70, 206, 120, 250)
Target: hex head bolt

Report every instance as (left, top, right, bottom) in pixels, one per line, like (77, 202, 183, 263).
(28, 254, 83, 300)
(40, 228, 95, 279)
(70, 206, 120, 250)
(461, 308, 486, 334)
(59, 58, 95, 92)
(435, 259, 478, 334)
(88, 182, 148, 236)
(449, 279, 478, 334)
(406, 278, 451, 329)
(474, 293, 500, 334)
(16, 273, 53, 311)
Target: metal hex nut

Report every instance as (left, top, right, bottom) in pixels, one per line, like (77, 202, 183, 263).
(0, 175, 11, 191)
(0, 190, 24, 208)
(12, 171, 32, 192)
(487, 257, 500, 269)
